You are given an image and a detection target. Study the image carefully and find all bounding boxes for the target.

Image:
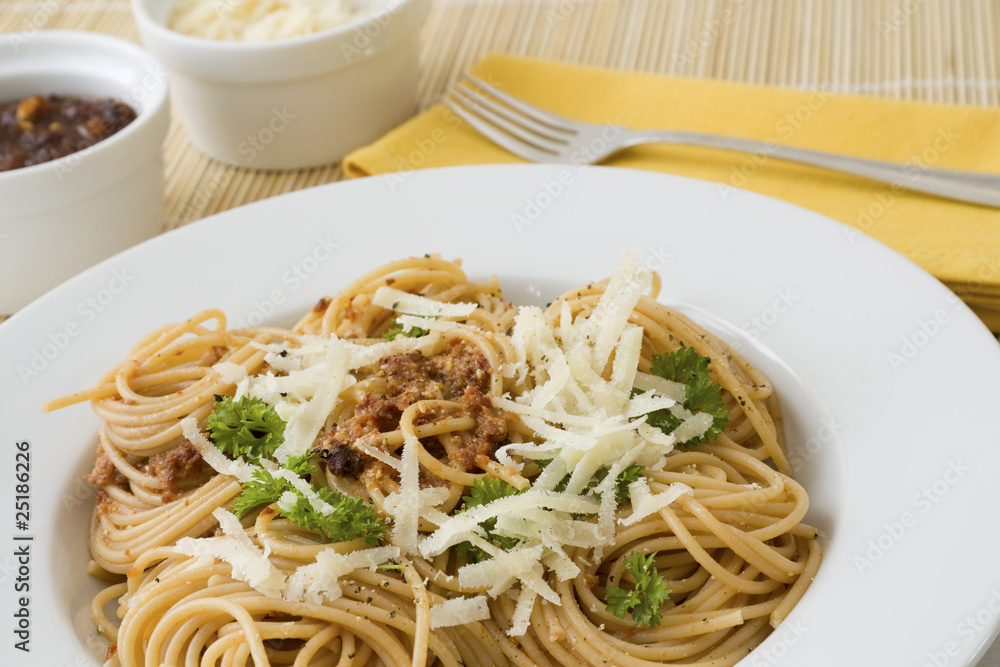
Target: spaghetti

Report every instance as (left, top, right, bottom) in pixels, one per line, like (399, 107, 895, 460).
(48, 251, 821, 667)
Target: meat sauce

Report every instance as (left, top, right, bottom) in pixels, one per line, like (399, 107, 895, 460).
(0, 94, 137, 171)
(86, 338, 508, 503)
(87, 441, 213, 503)
(316, 338, 510, 479)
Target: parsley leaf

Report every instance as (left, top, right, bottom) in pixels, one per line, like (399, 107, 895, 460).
(284, 452, 316, 476)
(604, 551, 671, 628)
(646, 347, 729, 447)
(456, 476, 524, 562)
(384, 317, 430, 341)
(538, 460, 643, 506)
(232, 467, 287, 518)
(232, 466, 386, 545)
(207, 395, 285, 463)
(591, 464, 644, 506)
(462, 476, 523, 509)
(282, 486, 386, 545)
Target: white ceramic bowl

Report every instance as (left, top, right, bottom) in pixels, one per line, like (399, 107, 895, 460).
(131, 0, 430, 170)
(0, 30, 170, 315)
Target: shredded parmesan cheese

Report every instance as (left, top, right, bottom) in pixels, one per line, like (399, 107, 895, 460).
(181, 417, 255, 483)
(407, 252, 699, 630)
(175, 508, 286, 597)
(430, 596, 490, 629)
(373, 286, 478, 319)
(168, 0, 360, 42)
(172, 249, 712, 639)
(620, 480, 693, 526)
(285, 546, 400, 604)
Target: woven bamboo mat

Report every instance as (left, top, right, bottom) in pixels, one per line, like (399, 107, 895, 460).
(2, 0, 998, 232)
(3, 3, 1000, 660)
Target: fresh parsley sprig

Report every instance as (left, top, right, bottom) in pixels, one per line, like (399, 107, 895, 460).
(604, 550, 672, 628)
(456, 476, 524, 562)
(644, 347, 729, 447)
(538, 459, 643, 506)
(207, 395, 285, 463)
(207, 395, 385, 544)
(283, 451, 317, 476)
(384, 317, 430, 341)
(233, 465, 386, 545)
(282, 485, 386, 545)
(463, 476, 523, 510)
(232, 467, 287, 517)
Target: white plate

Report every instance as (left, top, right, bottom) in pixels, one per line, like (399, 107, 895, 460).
(2, 165, 999, 666)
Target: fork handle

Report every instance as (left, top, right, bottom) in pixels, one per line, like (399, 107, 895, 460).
(623, 130, 1000, 207)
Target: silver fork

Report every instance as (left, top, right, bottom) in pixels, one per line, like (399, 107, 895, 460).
(444, 74, 1000, 208)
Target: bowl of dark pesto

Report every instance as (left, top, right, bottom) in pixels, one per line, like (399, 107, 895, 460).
(0, 30, 170, 315)
(0, 93, 138, 172)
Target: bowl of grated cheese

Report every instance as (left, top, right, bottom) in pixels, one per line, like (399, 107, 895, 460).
(131, 0, 430, 170)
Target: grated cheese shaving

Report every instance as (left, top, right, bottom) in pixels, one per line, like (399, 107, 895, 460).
(168, 0, 359, 42)
(269, 337, 351, 462)
(373, 286, 478, 319)
(285, 545, 400, 604)
(620, 479, 693, 526)
(430, 596, 491, 629)
(415, 251, 692, 614)
(213, 361, 249, 394)
(175, 508, 286, 597)
(264, 461, 335, 516)
(390, 433, 422, 553)
(181, 416, 255, 483)
(174, 249, 712, 637)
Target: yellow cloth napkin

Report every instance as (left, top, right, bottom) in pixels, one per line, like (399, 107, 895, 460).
(344, 53, 1000, 331)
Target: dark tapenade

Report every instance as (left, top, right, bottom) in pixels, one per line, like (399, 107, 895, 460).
(0, 94, 137, 172)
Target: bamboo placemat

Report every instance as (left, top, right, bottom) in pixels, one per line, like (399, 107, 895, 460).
(3, 2, 1000, 660)
(2, 0, 997, 233)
